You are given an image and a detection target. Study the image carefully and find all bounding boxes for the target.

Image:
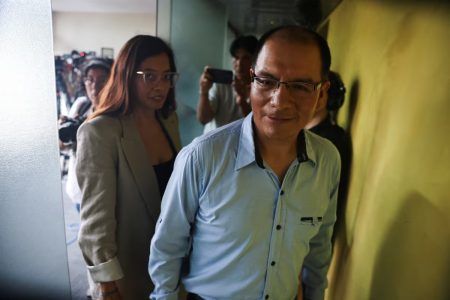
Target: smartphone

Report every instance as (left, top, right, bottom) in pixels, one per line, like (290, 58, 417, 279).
(207, 68, 233, 84)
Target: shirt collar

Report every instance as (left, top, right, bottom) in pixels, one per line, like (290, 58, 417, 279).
(235, 114, 255, 170)
(235, 113, 316, 171)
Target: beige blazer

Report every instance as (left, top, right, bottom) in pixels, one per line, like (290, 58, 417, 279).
(76, 112, 181, 299)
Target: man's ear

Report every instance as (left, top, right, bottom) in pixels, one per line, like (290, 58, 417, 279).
(316, 80, 331, 111)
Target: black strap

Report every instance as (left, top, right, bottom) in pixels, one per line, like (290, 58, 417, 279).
(186, 293, 204, 300)
(77, 99, 92, 117)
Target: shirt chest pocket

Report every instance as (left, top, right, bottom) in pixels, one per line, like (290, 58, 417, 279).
(283, 209, 323, 261)
(286, 209, 323, 242)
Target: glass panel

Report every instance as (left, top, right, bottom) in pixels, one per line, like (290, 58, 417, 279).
(0, 1, 71, 298)
(51, 1, 157, 298)
(170, 0, 228, 145)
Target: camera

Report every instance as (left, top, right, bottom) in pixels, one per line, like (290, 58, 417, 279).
(58, 117, 85, 143)
(207, 68, 233, 84)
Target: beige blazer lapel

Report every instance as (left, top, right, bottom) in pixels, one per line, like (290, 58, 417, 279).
(119, 114, 161, 220)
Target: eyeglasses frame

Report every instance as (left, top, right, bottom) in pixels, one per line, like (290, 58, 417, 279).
(250, 69, 323, 94)
(135, 70, 179, 86)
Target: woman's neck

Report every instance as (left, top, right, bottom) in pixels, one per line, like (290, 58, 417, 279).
(133, 105, 157, 122)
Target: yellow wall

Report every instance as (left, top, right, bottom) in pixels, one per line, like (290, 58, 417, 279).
(326, 1, 450, 299)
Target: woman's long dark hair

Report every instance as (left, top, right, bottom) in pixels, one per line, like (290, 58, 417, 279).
(90, 35, 177, 120)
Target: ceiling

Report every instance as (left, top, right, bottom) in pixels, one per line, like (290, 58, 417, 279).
(51, 0, 341, 35)
(51, 0, 156, 13)
(215, 0, 343, 35)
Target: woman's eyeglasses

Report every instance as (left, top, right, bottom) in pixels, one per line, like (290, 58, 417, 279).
(136, 71, 179, 87)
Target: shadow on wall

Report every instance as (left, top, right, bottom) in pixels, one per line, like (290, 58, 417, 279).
(327, 76, 360, 299)
(370, 191, 450, 300)
(346, 79, 359, 135)
(334, 77, 359, 241)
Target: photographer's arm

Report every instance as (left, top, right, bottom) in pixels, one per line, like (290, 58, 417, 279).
(233, 77, 252, 117)
(233, 77, 251, 117)
(197, 66, 215, 124)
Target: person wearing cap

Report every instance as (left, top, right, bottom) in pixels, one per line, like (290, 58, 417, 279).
(68, 59, 112, 123)
(197, 35, 258, 133)
(57, 58, 112, 299)
(62, 58, 112, 212)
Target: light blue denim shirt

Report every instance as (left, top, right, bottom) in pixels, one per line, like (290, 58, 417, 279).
(149, 113, 341, 300)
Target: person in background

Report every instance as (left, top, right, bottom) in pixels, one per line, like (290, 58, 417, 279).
(197, 35, 258, 133)
(149, 25, 340, 300)
(76, 35, 181, 300)
(305, 71, 352, 240)
(61, 58, 112, 213)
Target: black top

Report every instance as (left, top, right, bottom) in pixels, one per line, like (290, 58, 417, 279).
(153, 116, 178, 196)
(310, 116, 352, 236)
(154, 156, 176, 195)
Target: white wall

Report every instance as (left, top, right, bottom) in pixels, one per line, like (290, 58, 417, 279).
(52, 12, 156, 57)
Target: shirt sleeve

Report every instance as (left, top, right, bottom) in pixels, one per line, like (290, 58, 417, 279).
(208, 83, 220, 114)
(302, 151, 341, 300)
(149, 144, 203, 300)
(68, 97, 85, 118)
(75, 119, 124, 282)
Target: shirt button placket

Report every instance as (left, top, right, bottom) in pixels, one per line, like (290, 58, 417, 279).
(276, 190, 284, 231)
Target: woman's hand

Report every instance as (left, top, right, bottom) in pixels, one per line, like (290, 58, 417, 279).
(99, 281, 122, 300)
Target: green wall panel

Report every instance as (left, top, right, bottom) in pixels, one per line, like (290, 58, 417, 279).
(171, 0, 228, 145)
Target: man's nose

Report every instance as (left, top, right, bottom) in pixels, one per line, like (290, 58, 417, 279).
(93, 81, 105, 90)
(270, 83, 291, 108)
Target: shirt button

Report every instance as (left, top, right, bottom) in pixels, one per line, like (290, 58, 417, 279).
(265, 295, 269, 299)
(280, 190, 284, 195)
(276, 225, 282, 230)
(271, 261, 276, 266)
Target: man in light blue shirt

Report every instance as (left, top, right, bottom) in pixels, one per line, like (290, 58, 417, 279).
(149, 26, 340, 300)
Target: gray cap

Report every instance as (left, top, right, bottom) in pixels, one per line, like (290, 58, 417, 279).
(83, 58, 112, 76)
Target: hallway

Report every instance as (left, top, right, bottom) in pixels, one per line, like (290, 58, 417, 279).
(62, 177, 89, 300)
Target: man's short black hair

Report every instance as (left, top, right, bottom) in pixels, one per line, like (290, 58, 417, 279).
(229, 35, 258, 57)
(83, 58, 112, 77)
(253, 25, 331, 79)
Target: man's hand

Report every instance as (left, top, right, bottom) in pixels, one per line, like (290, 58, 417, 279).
(199, 66, 213, 95)
(58, 115, 68, 125)
(297, 273, 303, 300)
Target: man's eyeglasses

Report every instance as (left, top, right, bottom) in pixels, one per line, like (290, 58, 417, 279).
(251, 72, 322, 98)
(84, 77, 107, 86)
(136, 71, 179, 87)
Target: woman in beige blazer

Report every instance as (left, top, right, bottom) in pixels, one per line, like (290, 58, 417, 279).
(76, 35, 181, 300)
